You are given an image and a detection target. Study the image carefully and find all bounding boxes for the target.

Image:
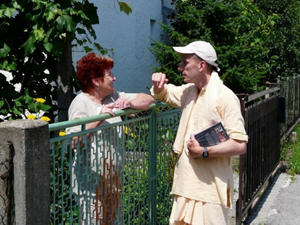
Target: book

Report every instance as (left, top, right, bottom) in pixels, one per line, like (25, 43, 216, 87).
(194, 122, 229, 147)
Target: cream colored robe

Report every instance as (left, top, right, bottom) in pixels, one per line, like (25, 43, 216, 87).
(151, 72, 248, 208)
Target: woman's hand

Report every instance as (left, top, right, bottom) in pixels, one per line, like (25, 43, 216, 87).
(100, 103, 115, 116)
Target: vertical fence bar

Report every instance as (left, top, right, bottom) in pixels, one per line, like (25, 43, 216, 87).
(236, 98, 245, 225)
(149, 109, 157, 225)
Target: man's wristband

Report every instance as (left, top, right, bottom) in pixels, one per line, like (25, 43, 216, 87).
(202, 146, 209, 158)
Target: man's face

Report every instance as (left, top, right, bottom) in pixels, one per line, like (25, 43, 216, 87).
(178, 54, 203, 84)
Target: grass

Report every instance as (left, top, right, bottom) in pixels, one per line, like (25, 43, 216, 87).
(281, 124, 300, 176)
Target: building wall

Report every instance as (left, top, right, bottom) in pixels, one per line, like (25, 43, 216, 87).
(73, 0, 173, 93)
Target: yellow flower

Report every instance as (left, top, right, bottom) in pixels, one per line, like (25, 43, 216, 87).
(26, 114, 37, 120)
(59, 131, 67, 136)
(34, 98, 46, 104)
(130, 133, 137, 138)
(124, 126, 136, 138)
(40, 116, 51, 122)
(125, 126, 129, 135)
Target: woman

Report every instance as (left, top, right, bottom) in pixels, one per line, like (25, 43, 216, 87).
(67, 52, 154, 225)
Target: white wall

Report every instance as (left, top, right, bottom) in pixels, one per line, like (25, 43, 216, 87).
(73, 0, 173, 93)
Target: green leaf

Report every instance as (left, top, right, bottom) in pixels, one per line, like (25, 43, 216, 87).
(13, 107, 22, 115)
(83, 46, 93, 53)
(0, 100, 4, 108)
(0, 43, 11, 58)
(119, 2, 132, 15)
(22, 36, 36, 56)
(3, 7, 15, 18)
(82, 1, 99, 24)
(45, 10, 56, 22)
(44, 41, 53, 52)
(28, 102, 37, 112)
(76, 27, 86, 35)
(33, 27, 45, 41)
(0, 109, 8, 114)
(56, 15, 75, 32)
(39, 104, 51, 111)
(24, 91, 33, 104)
(93, 42, 105, 53)
(12, 1, 21, 10)
(14, 99, 22, 107)
(270, 20, 275, 26)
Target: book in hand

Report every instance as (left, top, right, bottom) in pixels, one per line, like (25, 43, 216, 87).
(194, 122, 229, 147)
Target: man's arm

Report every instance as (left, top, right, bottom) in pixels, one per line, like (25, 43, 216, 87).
(129, 93, 155, 110)
(187, 134, 246, 158)
(151, 72, 191, 108)
(114, 93, 154, 110)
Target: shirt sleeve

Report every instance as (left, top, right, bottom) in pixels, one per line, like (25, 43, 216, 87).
(150, 83, 193, 109)
(66, 97, 88, 134)
(218, 90, 248, 142)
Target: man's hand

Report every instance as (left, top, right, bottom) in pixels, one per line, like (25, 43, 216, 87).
(113, 98, 130, 109)
(152, 72, 168, 93)
(187, 134, 203, 159)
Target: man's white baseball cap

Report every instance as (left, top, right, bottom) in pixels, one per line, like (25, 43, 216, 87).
(173, 41, 220, 71)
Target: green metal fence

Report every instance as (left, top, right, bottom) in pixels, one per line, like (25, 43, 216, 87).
(48, 103, 181, 225)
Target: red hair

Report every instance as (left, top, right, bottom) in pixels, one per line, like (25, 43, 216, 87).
(76, 52, 114, 92)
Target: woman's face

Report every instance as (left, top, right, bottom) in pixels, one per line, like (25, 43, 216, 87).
(98, 68, 116, 96)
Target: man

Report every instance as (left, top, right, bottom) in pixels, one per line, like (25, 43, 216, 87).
(151, 41, 248, 225)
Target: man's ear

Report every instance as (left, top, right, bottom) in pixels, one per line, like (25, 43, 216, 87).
(198, 60, 205, 71)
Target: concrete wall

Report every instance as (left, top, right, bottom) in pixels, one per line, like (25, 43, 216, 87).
(0, 120, 50, 225)
(73, 0, 173, 93)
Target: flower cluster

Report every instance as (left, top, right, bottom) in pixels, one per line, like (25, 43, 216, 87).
(124, 126, 136, 138)
(25, 97, 51, 122)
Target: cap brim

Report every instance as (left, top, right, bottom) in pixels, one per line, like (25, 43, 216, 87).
(173, 46, 194, 54)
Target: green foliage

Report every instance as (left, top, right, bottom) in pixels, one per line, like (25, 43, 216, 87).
(282, 125, 300, 175)
(0, 0, 99, 121)
(253, 0, 300, 81)
(122, 153, 174, 225)
(0, 0, 132, 121)
(122, 113, 179, 224)
(50, 140, 79, 225)
(0, 88, 51, 120)
(151, 0, 300, 94)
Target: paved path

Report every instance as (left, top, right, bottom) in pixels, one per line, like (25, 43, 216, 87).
(244, 173, 300, 225)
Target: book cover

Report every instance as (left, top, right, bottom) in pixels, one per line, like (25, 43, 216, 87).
(194, 122, 229, 147)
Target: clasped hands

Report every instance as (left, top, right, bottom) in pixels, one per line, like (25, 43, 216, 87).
(186, 134, 205, 159)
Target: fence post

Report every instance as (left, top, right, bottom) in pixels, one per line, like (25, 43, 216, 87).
(236, 97, 246, 225)
(0, 120, 50, 225)
(148, 109, 157, 225)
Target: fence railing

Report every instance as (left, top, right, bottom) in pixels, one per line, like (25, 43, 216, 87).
(48, 104, 181, 225)
(236, 88, 281, 223)
(236, 75, 300, 223)
(280, 76, 300, 137)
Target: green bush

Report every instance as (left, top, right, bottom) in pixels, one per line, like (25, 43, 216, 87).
(152, 0, 300, 94)
(122, 152, 175, 225)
